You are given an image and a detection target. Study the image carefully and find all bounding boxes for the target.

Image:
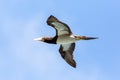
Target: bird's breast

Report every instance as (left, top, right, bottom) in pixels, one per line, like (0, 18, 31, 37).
(56, 35, 77, 44)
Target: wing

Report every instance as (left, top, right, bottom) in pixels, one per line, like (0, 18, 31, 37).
(47, 15, 72, 36)
(59, 43, 76, 68)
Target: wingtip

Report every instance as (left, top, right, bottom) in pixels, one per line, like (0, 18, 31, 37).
(49, 15, 54, 17)
(68, 60, 76, 68)
(48, 15, 55, 19)
(72, 64, 76, 68)
(47, 15, 58, 25)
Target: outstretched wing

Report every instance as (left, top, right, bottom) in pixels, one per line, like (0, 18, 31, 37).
(59, 43, 76, 68)
(47, 15, 72, 36)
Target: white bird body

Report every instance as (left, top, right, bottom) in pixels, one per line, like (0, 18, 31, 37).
(34, 15, 97, 68)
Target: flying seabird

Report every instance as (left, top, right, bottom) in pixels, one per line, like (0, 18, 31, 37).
(34, 15, 97, 68)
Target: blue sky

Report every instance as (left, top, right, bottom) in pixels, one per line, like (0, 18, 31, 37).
(0, 0, 120, 80)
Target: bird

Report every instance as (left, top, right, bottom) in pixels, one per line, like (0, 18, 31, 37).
(34, 15, 98, 68)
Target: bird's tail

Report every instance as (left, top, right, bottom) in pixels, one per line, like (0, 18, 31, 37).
(76, 36, 98, 40)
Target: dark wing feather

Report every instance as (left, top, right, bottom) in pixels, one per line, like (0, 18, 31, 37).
(59, 43, 76, 68)
(47, 15, 72, 36)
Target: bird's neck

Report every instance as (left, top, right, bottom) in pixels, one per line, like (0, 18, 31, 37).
(44, 36, 57, 44)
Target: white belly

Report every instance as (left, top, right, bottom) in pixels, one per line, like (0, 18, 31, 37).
(56, 35, 77, 44)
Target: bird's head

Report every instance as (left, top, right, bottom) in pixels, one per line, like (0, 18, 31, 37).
(34, 37, 55, 44)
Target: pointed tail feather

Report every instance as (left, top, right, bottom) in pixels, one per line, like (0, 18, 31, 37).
(84, 36, 98, 40)
(77, 36, 98, 40)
